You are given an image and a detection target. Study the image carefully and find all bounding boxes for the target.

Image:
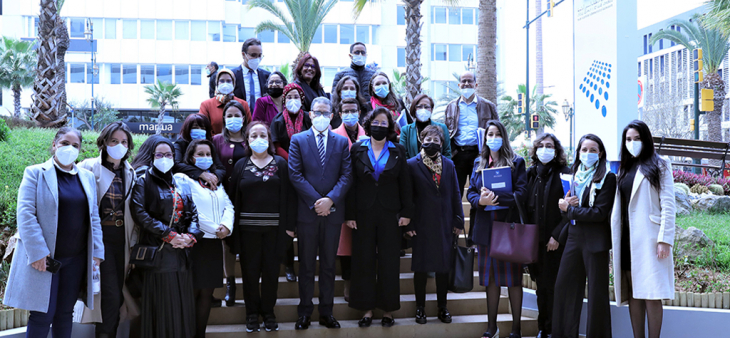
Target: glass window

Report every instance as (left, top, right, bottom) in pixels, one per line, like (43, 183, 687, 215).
(140, 65, 154, 84)
(475, 8, 479, 23)
(324, 24, 337, 43)
(462, 8, 474, 24)
(448, 44, 461, 62)
(356, 26, 369, 44)
(157, 20, 172, 40)
(397, 47, 405, 68)
(238, 27, 255, 42)
(110, 64, 121, 84)
(140, 20, 154, 39)
(28, 17, 38, 38)
(157, 64, 172, 83)
(322, 67, 337, 89)
(257, 30, 275, 43)
(123, 20, 137, 39)
(433, 44, 446, 61)
(276, 31, 288, 43)
(223, 24, 236, 42)
(191, 65, 202, 85)
(175, 65, 189, 85)
(122, 64, 137, 84)
(372, 25, 378, 44)
(433, 7, 446, 24)
(462, 44, 474, 61)
(191, 21, 206, 41)
(449, 8, 460, 24)
(340, 25, 354, 45)
(70, 18, 85, 38)
(92, 19, 103, 39)
(69, 64, 85, 83)
(105, 19, 117, 39)
(175, 21, 189, 40)
(397, 6, 405, 25)
(87, 63, 99, 84)
(208, 21, 221, 41)
(312, 25, 323, 44)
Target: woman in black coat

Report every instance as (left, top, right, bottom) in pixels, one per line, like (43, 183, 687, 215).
(552, 134, 617, 338)
(405, 125, 464, 325)
(345, 107, 414, 327)
(525, 133, 571, 338)
(130, 137, 202, 338)
(173, 114, 226, 188)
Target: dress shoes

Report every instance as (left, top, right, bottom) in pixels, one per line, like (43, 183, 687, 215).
(319, 315, 341, 328)
(285, 265, 297, 282)
(438, 307, 452, 323)
(381, 316, 395, 327)
(415, 306, 427, 324)
(294, 316, 311, 330)
(358, 316, 373, 327)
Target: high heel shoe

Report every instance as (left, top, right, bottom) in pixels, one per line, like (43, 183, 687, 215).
(224, 276, 236, 307)
(481, 328, 499, 338)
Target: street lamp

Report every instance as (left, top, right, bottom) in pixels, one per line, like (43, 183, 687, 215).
(84, 19, 97, 129)
(562, 100, 574, 152)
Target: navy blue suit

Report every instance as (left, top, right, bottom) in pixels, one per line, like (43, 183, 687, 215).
(288, 128, 352, 317)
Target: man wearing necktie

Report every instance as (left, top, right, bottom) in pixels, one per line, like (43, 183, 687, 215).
(288, 97, 353, 330)
(233, 38, 271, 115)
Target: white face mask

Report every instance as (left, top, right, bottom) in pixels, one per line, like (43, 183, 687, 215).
(461, 88, 475, 99)
(218, 82, 234, 95)
(247, 57, 261, 70)
(536, 147, 555, 164)
(352, 55, 366, 66)
(286, 99, 302, 113)
(312, 115, 331, 132)
(154, 157, 174, 173)
(626, 140, 642, 158)
(106, 143, 128, 160)
(55, 145, 79, 166)
(416, 109, 432, 122)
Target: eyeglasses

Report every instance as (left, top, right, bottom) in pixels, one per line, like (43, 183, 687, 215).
(352, 51, 367, 56)
(268, 80, 283, 85)
(312, 111, 333, 118)
(341, 110, 359, 115)
(303, 63, 316, 70)
(154, 153, 173, 159)
(460, 80, 475, 85)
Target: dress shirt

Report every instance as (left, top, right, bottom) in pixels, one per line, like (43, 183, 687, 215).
(455, 98, 479, 146)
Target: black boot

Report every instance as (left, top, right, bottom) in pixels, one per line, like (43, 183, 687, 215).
(225, 276, 236, 307)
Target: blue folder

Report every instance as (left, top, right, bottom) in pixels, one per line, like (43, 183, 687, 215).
(480, 167, 512, 211)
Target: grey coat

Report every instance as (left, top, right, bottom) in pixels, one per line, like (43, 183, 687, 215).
(3, 159, 104, 313)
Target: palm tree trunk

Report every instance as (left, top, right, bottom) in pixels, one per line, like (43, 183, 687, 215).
(534, 0, 545, 135)
(704, 73, 725, 143)
(477, 0, 498, 103)
(156, 104, 167, 135)
(403, 0, 424, 108)
(55, 15, 69, 120)
(12, 85, 22, 118)
(31, 0, 66, 128)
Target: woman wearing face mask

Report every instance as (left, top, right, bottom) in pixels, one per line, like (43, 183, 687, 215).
(400, 93, 452, 159)
(466, 120, 527, 338)
(293, 53, 327, 112)
(4, 127, 104, 338)
(228, 122, 295, 332)
(200, 69, 252, 135)
(525, 133, 571, 338)
(345, 107, 413, 328)
(130, 137, 201, 338)
(552, 134, 616, 338)
(253, 71, 288, 126)
(174, 114, 227, 191)
(175, 139, 234, 338)
(132, 135, 166, 177)
(611, 120, 675, 338)
(270, 83, 313, 161)
(77, 122, 139, 337)
(405, 125, 463, 325)
(331, 75, 372, 128)
(368, 72, 411, 134)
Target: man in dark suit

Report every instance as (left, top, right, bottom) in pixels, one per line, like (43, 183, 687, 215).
(232, 38, 271, 115)
(288, 96, 352, 330)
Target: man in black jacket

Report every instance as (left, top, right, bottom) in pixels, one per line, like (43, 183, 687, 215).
(331, 42, 375, 102)
(207, 61, 219, 98)
(232, 38, 271, 115)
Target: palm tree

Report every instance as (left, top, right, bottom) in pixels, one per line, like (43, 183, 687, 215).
(0, 37, 36, 118)
(499, 84, 558, 141)
(703, 0, 730, 38)
(31, 0, 66, 128)
(650, 15, 728, 143)
(55, 0, 70, 120)
(477, 0, 498, 103)
(248, 0, 337, 66)
(144, 80, 182, 135)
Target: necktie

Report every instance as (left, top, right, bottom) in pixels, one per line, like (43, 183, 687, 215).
(247, 70, 256, 105)
(318, 133, 325, 167)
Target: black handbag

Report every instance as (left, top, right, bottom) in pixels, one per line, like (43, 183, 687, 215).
(128, 188, 178, 268)
(449, 222, 474, 293)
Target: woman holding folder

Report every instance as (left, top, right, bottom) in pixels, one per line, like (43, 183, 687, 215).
(467, 120, 527, 338)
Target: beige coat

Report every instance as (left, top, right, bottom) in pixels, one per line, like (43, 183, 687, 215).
(78, 156, 140, 322)
(610, 159, 676, 306)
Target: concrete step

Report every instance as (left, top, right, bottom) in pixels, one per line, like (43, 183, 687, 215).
(205, 313, 538, 338)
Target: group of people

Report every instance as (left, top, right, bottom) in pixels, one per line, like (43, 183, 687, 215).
(3, 37, 676, 338)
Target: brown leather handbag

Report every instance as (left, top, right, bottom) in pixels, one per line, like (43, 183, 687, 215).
(488, 193, 539, 264)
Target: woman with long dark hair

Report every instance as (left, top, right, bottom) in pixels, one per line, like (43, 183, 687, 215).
(466, 120, 527, 338)
(293, 53, 326, 112)
(611, 120, 675, 338)
(367, 72, 411, 131)
(331, 75, 372, 127)
(173, 114, 226, 189)
(552, 134, 616, 338)
(525, 133, 570, 338)
(131, 135, 166, 177)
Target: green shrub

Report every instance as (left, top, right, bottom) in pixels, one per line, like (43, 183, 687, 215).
(690, 183, 710, 195)
(674, 182, 690, 195)
(709, 184, 724, 196)
(0, 119, 9, 142)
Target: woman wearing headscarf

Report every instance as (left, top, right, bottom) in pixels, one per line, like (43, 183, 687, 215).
(199, 68, 253, 135)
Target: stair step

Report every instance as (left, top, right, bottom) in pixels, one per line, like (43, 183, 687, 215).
(205, 313, 538, 337)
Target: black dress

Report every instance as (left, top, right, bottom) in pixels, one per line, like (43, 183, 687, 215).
(620, 165, 638, 271)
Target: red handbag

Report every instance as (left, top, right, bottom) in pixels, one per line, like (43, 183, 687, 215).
(488, 193, 539, 264)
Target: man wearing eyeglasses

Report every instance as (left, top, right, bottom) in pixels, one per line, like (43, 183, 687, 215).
(232, 38, 271, 115)
(331, 42, 375, 103)
(288, 96, 353, 330)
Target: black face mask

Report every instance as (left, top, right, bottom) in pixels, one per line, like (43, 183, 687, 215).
(268, 87, 284, 98)
(370, 126, 388, 141)
(422, 143, 440, 157)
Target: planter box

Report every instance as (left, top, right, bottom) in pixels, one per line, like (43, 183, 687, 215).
(0, 309, 30, 332)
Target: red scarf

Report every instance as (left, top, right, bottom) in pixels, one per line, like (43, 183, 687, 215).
(283, 109, 304, 139)
(370, 96, 402, 135)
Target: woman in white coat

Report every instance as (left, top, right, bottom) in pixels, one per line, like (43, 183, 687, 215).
(611, 120, 675, 338)
(3, 127, 104, 338)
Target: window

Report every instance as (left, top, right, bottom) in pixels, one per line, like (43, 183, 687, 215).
(433, 44, 447, 61)
(660, 55, 664, 76)
(277, 31, 290, 43)
(678, 50, 683, 71)
(462, 8, 474, 24)
(157, 20, 172, 40)
(87, 63, 99, 84)
(659, 38, 663, 50)
(397, 47, 405, 68)
(27, 17, 38, 38)
(140, 65, 154, 84)
(397, 6, 405, 25)
(433, 7, 446, 24)
(70, 18, 85, 38)
(191, 66, 202, 85)
(191, 21, 206, 41)
(356, 25, 369, 44)
(140, 20, 154, 39)
(175, 21, 189, 40)
(324, 24, 337, 43)
(238, 27, 255, 42)
(105, 19, 116, 39)
(257, 30, 275, 43)
(643, 35, 647, 55)
(92, 19, 103, 39)
(175, 65, 189, 85)
(157, 64, 172, 83)
(463, 44, 475, 61)
(637, 62, 641, 77)
(69, 64, 85, 83)
(312, 25, 323, 43)
(223, 24, 236, 42)
(322, 67, 338, 90)
(110, 64, 121, 84)
(372, 25, 378, 44)
(122, 64, 137, 84)
(340, 25, 354, 45)
(649, 60, 653, 79)
(449, 44, 461, 61)
(208, 21, 221, 41)
(648, 33, 652, 53)
(449, 8, 460, 25)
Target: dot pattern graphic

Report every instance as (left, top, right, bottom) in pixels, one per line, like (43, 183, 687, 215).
(578, 60, 611, 117)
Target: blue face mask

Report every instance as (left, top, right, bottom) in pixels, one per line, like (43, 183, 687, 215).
(195, 157, 213, 170)
(486, 137, 503, 152)
(225, 117, 243, 133)
(580, 152, 600, 168)
(341, 90, 357, 99)
(190, 129, 206, 140)
(342, 113, 359, 127)
(374, 84, 390, 98)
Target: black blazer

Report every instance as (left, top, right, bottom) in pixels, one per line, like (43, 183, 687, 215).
(345, 140, 413, 220)
(232, 65, 271, 108)
(526, 163, 572, 244)
(562, 172, 617, 253)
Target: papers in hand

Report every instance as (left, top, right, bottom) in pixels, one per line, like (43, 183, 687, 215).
(481, 166, 511, 211)
(395, 109, 408, 130)
(560, 173, 574, 197)
(476, 127, 486, 153)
